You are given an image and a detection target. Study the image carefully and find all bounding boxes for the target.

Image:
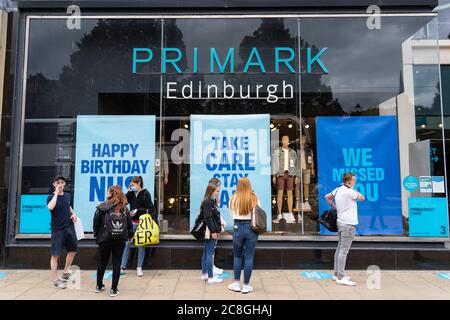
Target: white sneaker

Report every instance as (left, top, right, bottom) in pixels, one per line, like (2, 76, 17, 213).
(284, 213, 296, 223)
(136, 267, 144, 277)
(241, 285, 254, 294)
(213, 265, 223, 275)
(201, 273, 208, 280)
(332, 275, 351, 281)
(303, 202, 311, 210)
(273, 214, 283, 223)
(336, 277, 356, 286)
(207, 277, 224, 284)
(228, 281, 241, 292)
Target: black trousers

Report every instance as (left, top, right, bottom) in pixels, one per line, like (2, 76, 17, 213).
(97, 240, 126, 291)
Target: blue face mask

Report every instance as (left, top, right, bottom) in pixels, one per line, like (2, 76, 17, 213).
(131, 185, 138, 192)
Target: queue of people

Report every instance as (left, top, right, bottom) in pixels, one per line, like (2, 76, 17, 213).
(45, 171, 364, 296)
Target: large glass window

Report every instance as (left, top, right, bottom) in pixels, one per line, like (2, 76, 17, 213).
(14, 14, 448, 240)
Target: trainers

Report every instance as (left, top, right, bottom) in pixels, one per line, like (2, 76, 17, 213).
(60, 272, 71, 282)
(110, 289, 120, 297)
(120, 268, 126, 275)
(52, 279, 67, 289)
(137, 267, 144, 277)
(207, 277, 224, 284)
(273, 214, 283, 223)
(201, 273, 208, 280)
(284, 213, 296, 223)
(213, 265, 223, 275)
(241, 285, 254, 294)
(332, 275, 351, 281)
(336, 277, 356, 286)
(95, 284, 106, 293)
(228, 281, 241, 292)
(303, 202, 312, 210)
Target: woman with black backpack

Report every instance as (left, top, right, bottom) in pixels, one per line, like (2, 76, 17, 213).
(120, 176, 157, 277)
(93, 185, 133, 297)
(200, 181, 223, 284)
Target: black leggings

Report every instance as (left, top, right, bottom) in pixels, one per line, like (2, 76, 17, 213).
(97, 240, 125, 291)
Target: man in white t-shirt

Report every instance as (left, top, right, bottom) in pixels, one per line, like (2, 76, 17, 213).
(325, 172, 365, 286)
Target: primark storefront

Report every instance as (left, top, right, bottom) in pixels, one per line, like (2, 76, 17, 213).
(1, 0, 450, 269)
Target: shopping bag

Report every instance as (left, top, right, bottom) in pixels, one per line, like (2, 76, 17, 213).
(134, 213, 160, 246)
(73, 217, 85, 240)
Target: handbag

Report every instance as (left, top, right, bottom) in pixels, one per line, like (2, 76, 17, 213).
(318, 187, 339, 232)
(318, 209, 338, 232)
(134, 213, 160, 246)
(190, 212, 206, 240)
(251, 205, 267, 235)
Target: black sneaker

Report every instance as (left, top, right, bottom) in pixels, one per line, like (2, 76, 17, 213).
(110, 289, 120, 297)
(60, 272, 72, 282)
(95, 284, 106, 293)
(52, 279, 67, 289)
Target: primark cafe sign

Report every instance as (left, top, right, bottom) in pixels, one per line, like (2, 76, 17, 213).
(132, 47, 328, 103)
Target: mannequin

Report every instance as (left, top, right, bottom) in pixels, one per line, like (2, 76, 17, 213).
(295, 135, 315, 211)
(271, 135, 299, 223)
(155, 145, 169, 232)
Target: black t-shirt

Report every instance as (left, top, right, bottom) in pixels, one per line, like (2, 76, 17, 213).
(46, 193, 72, 231)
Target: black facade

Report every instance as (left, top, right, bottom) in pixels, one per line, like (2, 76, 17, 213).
(1, 0, 450, 270)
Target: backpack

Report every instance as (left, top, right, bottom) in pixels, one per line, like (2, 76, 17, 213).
(103, 208, 128, 241)
(190, 211, 206, 240)
(251, 205, 267, 235)
(319, 187, 339, 232)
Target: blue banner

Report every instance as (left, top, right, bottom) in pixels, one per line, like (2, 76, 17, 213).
(74, 115, 155, 232)
(190, 114, 272, 231)
(408, 197, 449, 237)
(316, 116, 403, 235)
(19, 195, 52, 234)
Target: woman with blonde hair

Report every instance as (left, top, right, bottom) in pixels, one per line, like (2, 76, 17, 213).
(228, 177, 259, 294)
(93, 185, 133, 297)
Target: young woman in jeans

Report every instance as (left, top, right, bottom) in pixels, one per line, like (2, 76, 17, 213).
(120, 176, 157, 277)
(200, 182, 223, 284)
(228, 177, 259, 294)
(93, 185, 133, 297)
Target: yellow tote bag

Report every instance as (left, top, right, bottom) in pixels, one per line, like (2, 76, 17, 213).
(134, 213, 160, 246)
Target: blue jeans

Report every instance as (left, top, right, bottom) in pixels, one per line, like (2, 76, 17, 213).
(233, 220, 258, 285)
(201, 239, 217, 278)
(121, 222, 145, 269)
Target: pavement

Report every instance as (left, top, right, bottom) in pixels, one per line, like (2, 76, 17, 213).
(0, 269, 450, 300)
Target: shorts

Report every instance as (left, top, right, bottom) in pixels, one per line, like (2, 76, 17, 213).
(51, 226, 79, 257)
(276, 171, 294, 191)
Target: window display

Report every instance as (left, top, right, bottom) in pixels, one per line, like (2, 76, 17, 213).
(13, 15, 448, 240)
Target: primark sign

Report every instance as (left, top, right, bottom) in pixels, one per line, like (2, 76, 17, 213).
(132, 47, 328, 103)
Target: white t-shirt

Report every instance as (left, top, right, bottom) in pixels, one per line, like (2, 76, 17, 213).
(282, 148, 289, 171)
(330, 185, 360, 225)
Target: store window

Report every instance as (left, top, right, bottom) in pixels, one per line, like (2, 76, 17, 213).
(14, 15, 449, 239)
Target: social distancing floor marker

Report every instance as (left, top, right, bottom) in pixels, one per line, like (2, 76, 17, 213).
(436, 272, 450, 280)
(218, 271, 232, 280)
(91, 271, 124, 280)
(0, 272, 7, 280)
(300, 271, 332, 280)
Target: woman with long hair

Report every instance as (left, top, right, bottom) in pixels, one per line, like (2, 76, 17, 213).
(93, 185, 133, 297)
(200, 181, 223, 284)
(228, 177, 259, 294)
(121, 176, 157, 277)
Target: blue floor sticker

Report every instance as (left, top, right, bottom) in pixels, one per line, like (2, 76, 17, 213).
(436, 272, 450, 280)
(218, 271, 232, 280)
(91, 271, 124, 280)
(300, 271, 332, 280)
(0, 272, 7, 280)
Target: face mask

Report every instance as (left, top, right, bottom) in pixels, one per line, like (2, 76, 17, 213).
(131, 185, 138, 192)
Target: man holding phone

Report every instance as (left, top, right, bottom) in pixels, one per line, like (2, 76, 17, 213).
(46, 176, 79, 289)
